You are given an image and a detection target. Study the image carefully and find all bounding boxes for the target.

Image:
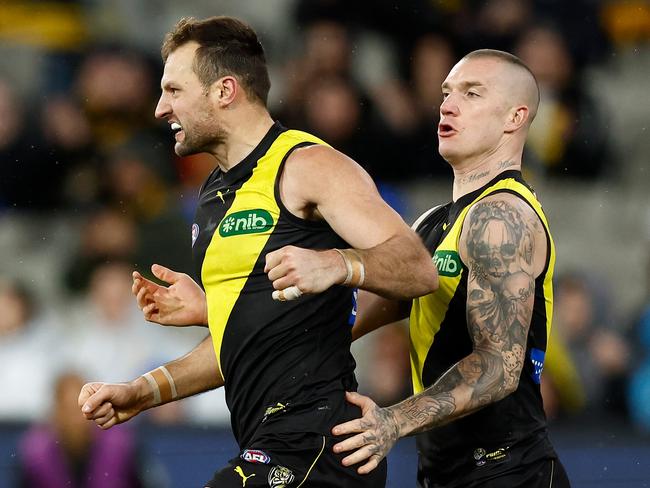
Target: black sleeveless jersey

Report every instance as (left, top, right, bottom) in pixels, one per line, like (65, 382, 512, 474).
(191, 122, 358, 448)
(411, 171, 558, 484)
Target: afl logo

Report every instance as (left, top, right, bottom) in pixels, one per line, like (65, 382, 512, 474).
(240, 449, 271, 464)
(191, 223, 199, 247)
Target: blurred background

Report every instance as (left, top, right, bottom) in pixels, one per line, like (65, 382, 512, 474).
(0, 0, 649, 486)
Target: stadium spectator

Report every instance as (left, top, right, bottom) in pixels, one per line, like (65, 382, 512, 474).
(0, 279, 59, 420)
(17, 371, 165, 488)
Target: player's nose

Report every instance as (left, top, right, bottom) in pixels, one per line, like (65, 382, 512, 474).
(155, 94, 171, 119)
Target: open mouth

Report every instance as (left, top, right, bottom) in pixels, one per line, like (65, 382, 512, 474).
(171, 122, 184, 141)
(438, 123, 456, 137)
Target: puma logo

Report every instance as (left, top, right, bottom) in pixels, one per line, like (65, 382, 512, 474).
(217, 189, 228, 204)
(234, 466, 256, 486)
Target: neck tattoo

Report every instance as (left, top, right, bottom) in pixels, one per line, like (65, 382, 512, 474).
(496, 160, 515, 170)
(459, 170, 490, 185)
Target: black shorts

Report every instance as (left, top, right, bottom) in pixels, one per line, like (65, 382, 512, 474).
(204, 432, 387, 488)
(419, 458, 571, 488)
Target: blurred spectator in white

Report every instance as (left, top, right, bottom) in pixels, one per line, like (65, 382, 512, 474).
(0, 279, 60, 420)
(63, 260, 203, 383)
(515, 24, 611, 180)
(61, 260, 226, 425)
(17, 371, 167, 488)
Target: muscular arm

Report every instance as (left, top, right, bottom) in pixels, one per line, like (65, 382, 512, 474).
(332, 193, 548, 472)
(79, 335, 223, 429)
(267, 145, 437, 300)
(389, 194, 545, 434)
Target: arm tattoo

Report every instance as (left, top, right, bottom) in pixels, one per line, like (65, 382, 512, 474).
(362, 405, 401, 457)
(392, 198, 538, 435)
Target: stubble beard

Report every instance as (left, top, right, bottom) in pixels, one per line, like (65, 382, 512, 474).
(175, 124, 226, 157)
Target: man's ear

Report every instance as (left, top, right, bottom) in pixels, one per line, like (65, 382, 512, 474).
(504, 105, 529, 133)
(210, 76, 238, 107)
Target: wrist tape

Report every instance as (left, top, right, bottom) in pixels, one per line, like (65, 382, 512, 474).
(334, 248, 365, 288)
(143, 366, 178, 405)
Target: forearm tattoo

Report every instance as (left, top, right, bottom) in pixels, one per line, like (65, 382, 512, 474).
(394, 198, 538, 435)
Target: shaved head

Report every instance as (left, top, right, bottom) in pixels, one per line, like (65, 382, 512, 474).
(461, 49, 539, 125)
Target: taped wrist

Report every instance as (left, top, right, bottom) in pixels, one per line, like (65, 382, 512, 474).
(334, 248, 365, 288)
(142, 366, 178, 406)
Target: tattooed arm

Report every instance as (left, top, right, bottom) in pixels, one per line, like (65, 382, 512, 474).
(332, 193, 547, 473)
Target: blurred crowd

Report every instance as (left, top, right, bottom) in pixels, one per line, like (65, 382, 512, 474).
(1, 0, 650, 484)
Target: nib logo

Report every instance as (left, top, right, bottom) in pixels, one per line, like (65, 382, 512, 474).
(219, 209, 273, 237)
(433, 250, 462, 277)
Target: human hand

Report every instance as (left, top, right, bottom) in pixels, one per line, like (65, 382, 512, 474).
(331, 392, 401, 474)
(78, 380, 146, 429)
(264, 246, 346, 300)
(132, 264, 207, 326)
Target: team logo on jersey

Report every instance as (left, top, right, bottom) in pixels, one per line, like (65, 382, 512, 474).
(473, 448, 487, 466)
(191, 223, 199, 247)
(433, 250, 462, 277)
(472, 446, 509, 467)
(241, 449, 271, 464)
(530, 348, 545, 384)
(268, 465, 295, 487)
(219, 209, 274, 237)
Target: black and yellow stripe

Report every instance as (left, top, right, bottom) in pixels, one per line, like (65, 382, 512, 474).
(192, 122, 359, 447)
(411, 171, 558, 481)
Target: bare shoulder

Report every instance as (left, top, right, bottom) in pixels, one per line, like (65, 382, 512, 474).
(460, 192, 547, 278)
(280, 144, 379, 219)
(285, 144, 375, 189)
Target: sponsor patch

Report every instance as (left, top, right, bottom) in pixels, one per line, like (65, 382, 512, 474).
(473, 446, 510, 467)
(219, 209, 273, 237)
(433, 250, 462, 277)
(348, 288, 358, 326)
(530, 347, 545, 384)
(268, 465, 295, 487)
(241, 449, 271, 464)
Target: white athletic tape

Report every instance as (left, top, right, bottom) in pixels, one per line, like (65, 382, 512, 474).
(334, 248, 365, 288)
(142, 366, 178, 405)
(272, 285, 303, 301)
(159, 365, 178, 400)
(143, 372, 161, 405)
